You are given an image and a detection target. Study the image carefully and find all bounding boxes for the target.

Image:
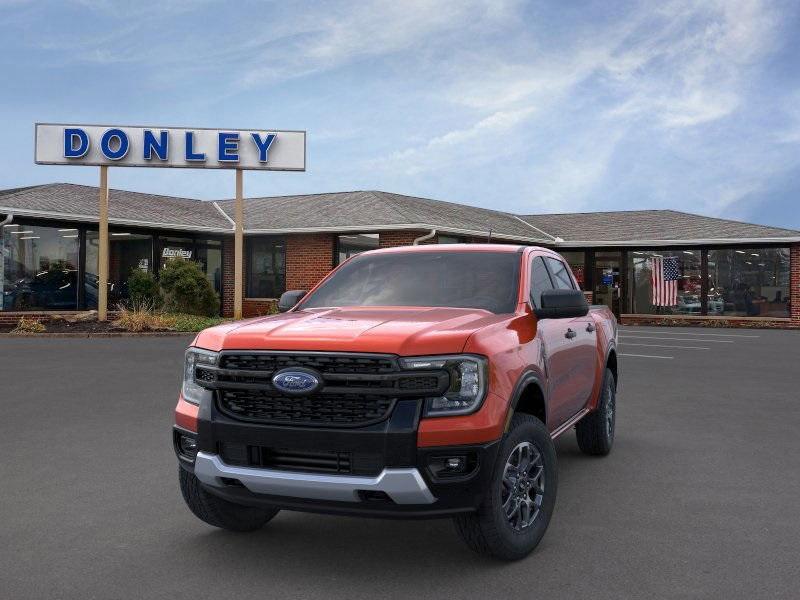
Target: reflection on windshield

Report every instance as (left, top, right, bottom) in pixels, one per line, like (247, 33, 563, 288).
(300, 251, 520, 314)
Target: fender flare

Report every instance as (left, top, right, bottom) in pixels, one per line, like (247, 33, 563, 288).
(604, 343, 618, 386)
(503, 370, 548, 432)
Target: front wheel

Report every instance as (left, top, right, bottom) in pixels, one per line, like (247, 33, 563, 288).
(179, 468, 279, 532)
(453, 414, 557, 560)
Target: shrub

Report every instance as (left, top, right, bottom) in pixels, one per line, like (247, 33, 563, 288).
(159, 259, 220, 317)
(164, 313, 228, 332)
(11, 316, 46, 334)
(114, 301, 172, 332)
(127, 269, 162, 308)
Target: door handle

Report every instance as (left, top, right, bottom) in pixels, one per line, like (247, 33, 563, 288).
(586, 323, 596, 333)
(565, 328, 577, 339)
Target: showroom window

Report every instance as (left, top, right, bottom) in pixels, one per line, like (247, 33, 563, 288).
(437, 235, 463, 244)
(628, 249, 702, 315)
(247, 236, 285, 298)
(336, 233, 379, 265)
(1, 223, 80, 311)
(707, 248, 790, 318)
(85, 230, 154, 309)
(558, 251, 586, 290)
(196, 240, 223, 296)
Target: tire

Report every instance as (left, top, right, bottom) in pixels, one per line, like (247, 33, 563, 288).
(575, 368, 616, 456)
(453, 414, 557, 561)
(179, 467, 279, 532)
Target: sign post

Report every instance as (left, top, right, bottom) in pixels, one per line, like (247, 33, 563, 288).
(234, 169, 244, 320)
(98, 166, 109, 320)
(34, 123, 306, 321)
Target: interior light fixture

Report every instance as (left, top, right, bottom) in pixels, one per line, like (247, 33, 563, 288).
(735, 250, 746, 254)
(11, 230, 34, 235)
(61, 234, 79, 238)
(19, 236, 40, 240)
(2, 223, 19, 228)
(111, 232, 131, 236)
(58, 228, 78, 232)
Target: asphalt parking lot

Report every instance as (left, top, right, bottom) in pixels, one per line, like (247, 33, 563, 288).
(2, 326, 799, 599)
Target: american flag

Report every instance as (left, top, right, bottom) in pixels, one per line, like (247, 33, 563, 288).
(651, 256, 679, 306)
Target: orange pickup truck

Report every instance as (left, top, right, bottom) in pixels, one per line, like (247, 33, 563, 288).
(174, 244, 618, 560)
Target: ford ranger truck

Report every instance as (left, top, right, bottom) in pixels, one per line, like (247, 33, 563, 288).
(174, 245, 618, 560)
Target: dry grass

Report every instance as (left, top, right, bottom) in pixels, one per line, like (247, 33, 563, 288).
(113, 301, 229, 332)
(113, 301, 172, 332)
(11, 317, 46, 334)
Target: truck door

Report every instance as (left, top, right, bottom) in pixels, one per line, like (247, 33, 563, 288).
(531, 255, 596, 427)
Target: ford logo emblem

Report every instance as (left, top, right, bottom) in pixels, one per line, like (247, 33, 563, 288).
(272, 368, 322, 395)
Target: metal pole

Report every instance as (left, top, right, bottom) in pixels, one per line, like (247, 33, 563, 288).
(234, 169, 244, 320)
(98, 166, 109, 321)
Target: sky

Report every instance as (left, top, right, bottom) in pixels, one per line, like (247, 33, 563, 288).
(1, 0, 799, 229)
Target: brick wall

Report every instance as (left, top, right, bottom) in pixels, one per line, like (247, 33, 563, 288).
(791, 243, 800, 325)
(221, 237, 235, 317)
(242, 299, 277, 318)
(378, 230, 435, 247)
(285, 233, 335, 291)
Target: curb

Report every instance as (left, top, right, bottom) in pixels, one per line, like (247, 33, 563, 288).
(0, 332, 196, 338)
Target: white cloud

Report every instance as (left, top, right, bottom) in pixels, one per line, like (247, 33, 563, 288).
(379, 106, 536, 175)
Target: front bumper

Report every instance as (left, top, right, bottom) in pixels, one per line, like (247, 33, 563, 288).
(194, 452, 436, 504)
(176, 396, 500, 518)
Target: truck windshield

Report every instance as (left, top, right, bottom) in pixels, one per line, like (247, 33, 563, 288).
(299, 251, 520, 313)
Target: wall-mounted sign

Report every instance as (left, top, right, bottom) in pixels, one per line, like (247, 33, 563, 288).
(162, 247, 193, 260)
(34, 123, 306, 171)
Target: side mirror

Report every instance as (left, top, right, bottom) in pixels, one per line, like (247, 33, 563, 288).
(534, 289, 589, 319)
(278, 290, 307, 312)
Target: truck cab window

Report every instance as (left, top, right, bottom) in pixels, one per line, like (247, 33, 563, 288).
(545, 257, 575, 290)
(530, 257, 555, 308)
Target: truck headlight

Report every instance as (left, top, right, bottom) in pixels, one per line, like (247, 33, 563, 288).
(182, 348, 219, 405)
(400, 355, 488, 417)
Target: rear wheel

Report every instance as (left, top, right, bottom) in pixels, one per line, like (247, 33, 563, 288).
(179, 468, 279, 532)
(454, 414, 557, 560)
(575, 368, 616, 456)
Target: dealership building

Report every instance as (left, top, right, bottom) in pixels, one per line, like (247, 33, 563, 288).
(1, 182, 798, 328)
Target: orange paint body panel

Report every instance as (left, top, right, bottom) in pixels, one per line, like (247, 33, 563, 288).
(174, 395, 199, 433)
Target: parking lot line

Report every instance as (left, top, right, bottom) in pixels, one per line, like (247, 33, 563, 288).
(619, 353, 674, 359)
(620, 335, 734, 343)
(621, 342, 710, 350)
(623, 330, 759, 338)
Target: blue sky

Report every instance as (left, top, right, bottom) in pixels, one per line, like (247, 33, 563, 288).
(1, 0, 799, 229)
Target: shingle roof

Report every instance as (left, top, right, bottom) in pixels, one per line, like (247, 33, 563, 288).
(519, 210, 800, 244)
(214, 190, 550, 242)
(0, 183, 230, 232)
(1, 183, 798, 244)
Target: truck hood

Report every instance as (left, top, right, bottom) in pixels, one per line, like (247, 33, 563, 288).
(194, 307, 509, 355)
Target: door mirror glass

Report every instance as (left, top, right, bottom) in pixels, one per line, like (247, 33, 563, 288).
(534, 289, 589, 319)
(278, 290, 307, 312)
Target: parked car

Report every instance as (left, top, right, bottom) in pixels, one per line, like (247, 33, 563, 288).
(2, 268, 77, 310)
(173, 245, 618, 560)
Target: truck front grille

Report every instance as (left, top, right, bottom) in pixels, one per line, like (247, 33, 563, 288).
(221, 353, 396, 375)
(217, 442, 385, 476)
(200, 352, 449, 428)
(218, 389, 395, 427)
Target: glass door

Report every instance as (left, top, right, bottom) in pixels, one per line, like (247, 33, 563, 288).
(593, 251, 622, 316)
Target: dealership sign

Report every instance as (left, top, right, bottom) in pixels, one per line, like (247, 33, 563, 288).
(34, 123, 306, 171)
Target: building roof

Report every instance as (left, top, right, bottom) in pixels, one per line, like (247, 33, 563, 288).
(0, 183, 231, 232)
(1, 183, 798, 245)
(215, 190, 550, 242)
(519, 210, 800, 245)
